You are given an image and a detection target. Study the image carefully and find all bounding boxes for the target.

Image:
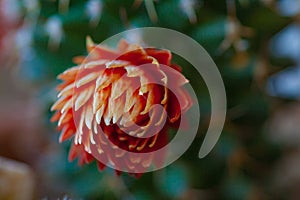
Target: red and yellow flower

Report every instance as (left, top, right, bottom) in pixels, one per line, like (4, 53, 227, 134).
(51, 38, 192, 176)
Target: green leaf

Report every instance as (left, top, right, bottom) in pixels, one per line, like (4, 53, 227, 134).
(190, 17, 226, 55)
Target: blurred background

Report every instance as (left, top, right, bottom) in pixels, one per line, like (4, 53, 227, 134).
(1, 0, 300, 199)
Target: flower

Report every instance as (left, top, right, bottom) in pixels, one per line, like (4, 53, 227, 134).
(51, 37, 192, 177)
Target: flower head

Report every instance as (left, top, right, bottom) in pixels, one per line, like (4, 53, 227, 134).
(51, 37, 192, 176)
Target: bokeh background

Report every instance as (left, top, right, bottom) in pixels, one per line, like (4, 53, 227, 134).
(1, 0, 300, 199)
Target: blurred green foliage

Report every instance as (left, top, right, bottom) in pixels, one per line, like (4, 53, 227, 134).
(19, 0, 299, 199)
